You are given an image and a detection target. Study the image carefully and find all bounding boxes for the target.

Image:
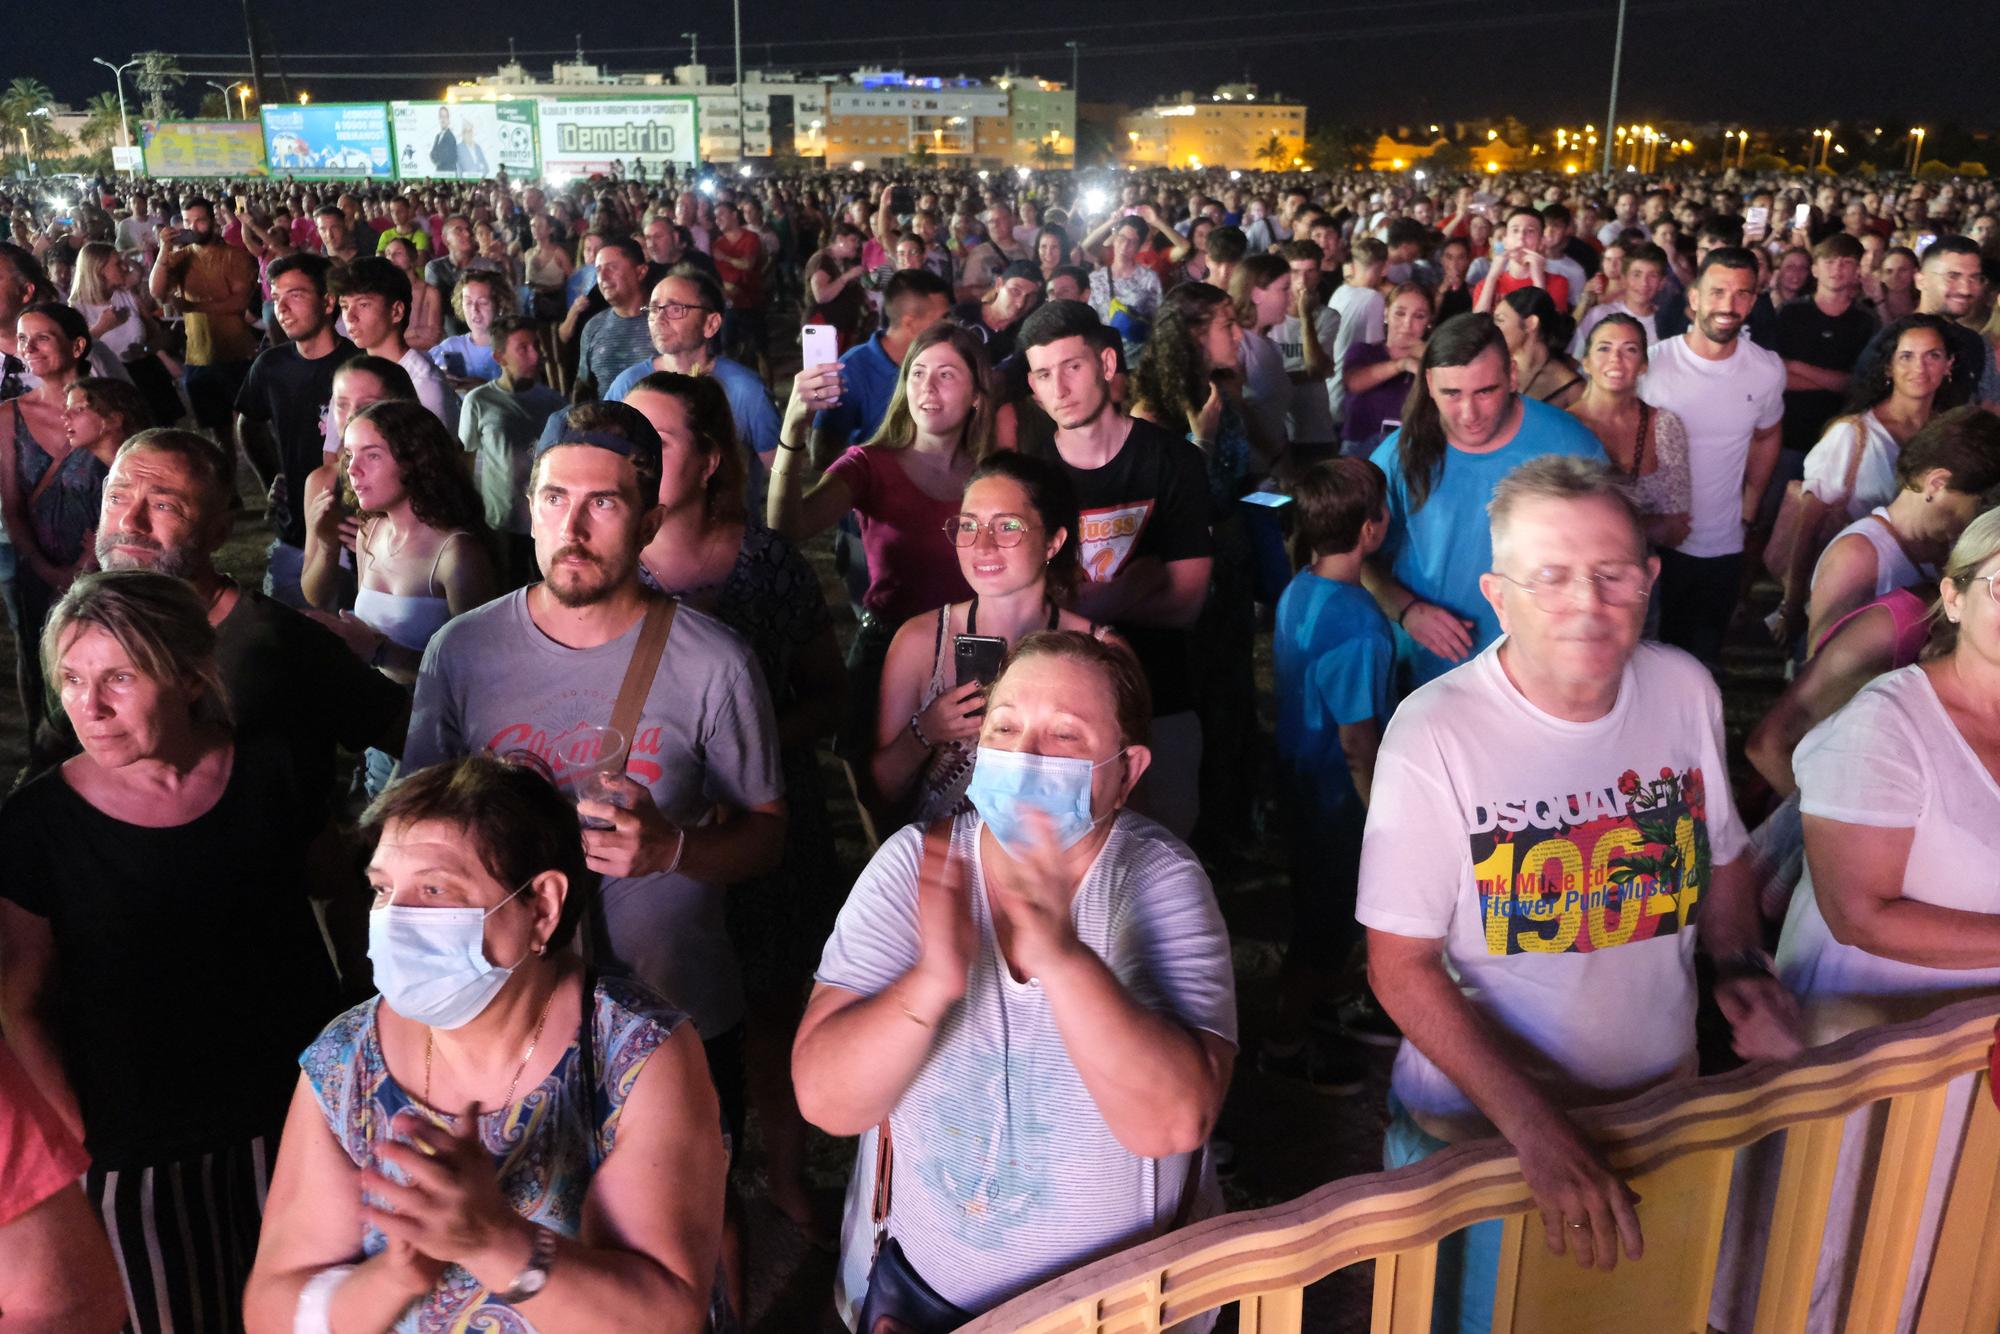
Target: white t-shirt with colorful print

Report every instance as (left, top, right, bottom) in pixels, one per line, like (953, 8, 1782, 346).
(1357, 639, 1749, 1122)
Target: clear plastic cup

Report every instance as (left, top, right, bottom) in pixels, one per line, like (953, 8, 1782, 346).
(555, 724, 628, 830)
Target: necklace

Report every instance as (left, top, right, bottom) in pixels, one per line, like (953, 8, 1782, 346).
(424, 976, 560, 1114)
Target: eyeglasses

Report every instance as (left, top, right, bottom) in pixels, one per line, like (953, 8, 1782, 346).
(1495, 562, 1652, 609)
(1968, 575, 2000, 607)
(944, 515, 1036, 547)
(644, 300, 713, 321)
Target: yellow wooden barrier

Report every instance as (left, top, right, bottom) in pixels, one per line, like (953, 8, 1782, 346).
(958, 995, 2000, 1334)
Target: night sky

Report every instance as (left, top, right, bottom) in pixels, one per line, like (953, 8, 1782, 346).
(14, 0, 1992, 133)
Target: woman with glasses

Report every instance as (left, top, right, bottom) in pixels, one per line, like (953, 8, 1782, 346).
(871, 453, 1117, 828)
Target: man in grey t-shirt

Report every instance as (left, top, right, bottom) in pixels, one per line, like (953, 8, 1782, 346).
(404, 401, 786, 1052)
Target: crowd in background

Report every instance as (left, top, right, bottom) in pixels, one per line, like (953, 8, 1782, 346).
(0, 157, 1998, 1334)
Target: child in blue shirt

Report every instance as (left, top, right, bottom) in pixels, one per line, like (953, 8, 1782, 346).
(1266, 457, 1395, 1090)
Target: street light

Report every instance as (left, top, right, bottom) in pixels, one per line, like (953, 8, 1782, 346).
(205, 81, 237, 118)
(298, 91, 311, 105)
(1909, 127, 1926, 174)
(237, 84, 252, 120)
(92, 55, 139, 156)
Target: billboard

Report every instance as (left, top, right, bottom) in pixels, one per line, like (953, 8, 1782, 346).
(537, 97, 698, 180)
(139, 120, 268, 178)
(392, 100, 537, 179)
(260, 103, 394, 180)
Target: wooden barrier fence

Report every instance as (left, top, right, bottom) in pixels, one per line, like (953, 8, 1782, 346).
(959, 995, 2000, 1334)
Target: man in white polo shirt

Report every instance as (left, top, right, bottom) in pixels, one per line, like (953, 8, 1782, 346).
(1637, 247, 1784, 664)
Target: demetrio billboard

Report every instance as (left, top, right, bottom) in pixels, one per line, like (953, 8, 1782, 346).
(537, 96, 698, 178)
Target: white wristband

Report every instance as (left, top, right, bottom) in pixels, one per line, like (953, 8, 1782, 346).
(293, 1263, 359, 1334)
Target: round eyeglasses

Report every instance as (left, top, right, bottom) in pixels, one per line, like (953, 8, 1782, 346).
(944, 515, 1035, 548)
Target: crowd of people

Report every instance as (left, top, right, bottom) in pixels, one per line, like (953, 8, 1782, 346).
(1, 157, 1999, 1334)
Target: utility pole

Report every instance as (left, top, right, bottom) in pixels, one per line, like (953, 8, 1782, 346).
(733, 0, 745, 164)
(682, 32, 699, 67)
(1599, 0, 1626, 175)
(1066, 41, 1082, 97)
(240, 0, 268, 107)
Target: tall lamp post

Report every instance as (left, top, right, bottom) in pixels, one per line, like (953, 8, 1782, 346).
(1599, 0, 1627, 174)
(93, 55, 140, 163)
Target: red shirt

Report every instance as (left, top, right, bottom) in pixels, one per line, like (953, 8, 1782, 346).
(0, 1036, 88, 1227)
(1491, 265, 1570, 310)
(712, 228, 768, 310)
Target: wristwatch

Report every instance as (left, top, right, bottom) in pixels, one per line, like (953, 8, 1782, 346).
(494, 1225, 558, 1305)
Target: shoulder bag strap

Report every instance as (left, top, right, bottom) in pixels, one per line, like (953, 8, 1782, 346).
(872, 819, 956, 1256)
(605, 596, 676, 770)
(1840, 415, 1869, 497)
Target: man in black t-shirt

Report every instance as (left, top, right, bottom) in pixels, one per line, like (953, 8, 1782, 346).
(1018, 300, 1212, 839)
(1776, 234, 1879, 458)
(233, 252, 357, 609)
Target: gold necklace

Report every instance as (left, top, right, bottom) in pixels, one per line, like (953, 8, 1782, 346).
(424, 977, 560, 1114)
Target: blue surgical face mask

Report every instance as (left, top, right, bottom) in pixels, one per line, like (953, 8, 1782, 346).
(965, 745, 1128, 856)
(368, 882, 531, 1030)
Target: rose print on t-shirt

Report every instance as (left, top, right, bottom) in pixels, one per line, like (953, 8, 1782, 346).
(1470, 765, 1713, 957)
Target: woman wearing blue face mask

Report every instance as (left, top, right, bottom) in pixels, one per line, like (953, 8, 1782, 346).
(795, 630, 1238, 1332)
(0, 570, 341, 1334)
(244, 756, 729, 1334)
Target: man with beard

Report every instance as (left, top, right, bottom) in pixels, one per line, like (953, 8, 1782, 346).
(1638, 248, 1786, 664)
(93, 427, 407, 983)
(233, 253, 358, 607)
(148, 197, 258, 442)
(1018, 300, 1212, 838)
(403, 400, 785, 1211)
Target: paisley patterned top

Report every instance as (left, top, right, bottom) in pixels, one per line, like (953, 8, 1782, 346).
(300, 975, 690, 1332)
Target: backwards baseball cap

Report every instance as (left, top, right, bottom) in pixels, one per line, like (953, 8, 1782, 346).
(532, 401, 664, 489)
(999, 259, 1043, 285)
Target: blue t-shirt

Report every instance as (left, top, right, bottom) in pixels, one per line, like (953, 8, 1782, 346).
(809, 331, 903, 446)
(1370, 397, 1606, 689)
(1273, 572, 1393, 817)
(602, 354, 780, 459)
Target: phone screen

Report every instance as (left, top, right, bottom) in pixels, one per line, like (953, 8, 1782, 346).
(1240, 491, 1295, 509)
(1793, 204, 1811, 229)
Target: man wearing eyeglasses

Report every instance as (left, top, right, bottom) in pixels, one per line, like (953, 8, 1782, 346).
(1356, 455, 1803, 1334)
(587, 268, 780, 515)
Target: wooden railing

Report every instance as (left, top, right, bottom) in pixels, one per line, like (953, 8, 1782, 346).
(960, 995, 2000, 1334)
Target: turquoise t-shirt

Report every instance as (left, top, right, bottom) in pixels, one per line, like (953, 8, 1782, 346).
(1273, 572, 1393, 816)
(1370, 397, 1606, 689)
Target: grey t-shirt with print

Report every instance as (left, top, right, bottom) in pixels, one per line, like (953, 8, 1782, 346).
(404, 589, 783, 1036)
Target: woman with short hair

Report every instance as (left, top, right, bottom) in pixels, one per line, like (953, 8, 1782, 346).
(243, 755, 727, 1334)
(796, 630, 1236, 1330)
(0, 570, 341, 1333)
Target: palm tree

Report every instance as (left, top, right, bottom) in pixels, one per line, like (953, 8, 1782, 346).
(1254, 134, 1289, 171)
(1, 79, 59, 167)
(1033, 139, 1059, 170)
(81, 92, 125, 150)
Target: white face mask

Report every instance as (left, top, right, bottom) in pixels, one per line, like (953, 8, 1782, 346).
(368, 882, 531, 1030)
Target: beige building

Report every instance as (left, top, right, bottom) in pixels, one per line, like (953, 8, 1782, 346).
(1117, 84, 1305, 171)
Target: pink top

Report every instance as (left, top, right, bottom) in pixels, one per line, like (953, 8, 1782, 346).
(822, 444, 971, 624)
(1813, 587, 1931, 667)
(0, 1035, 89, 1227)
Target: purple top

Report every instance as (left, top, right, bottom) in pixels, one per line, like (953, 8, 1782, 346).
(1342, 341, 1415, 448)
(823, 443, 972, 623)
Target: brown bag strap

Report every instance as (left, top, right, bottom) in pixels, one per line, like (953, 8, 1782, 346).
(872, 820, 956, 1253)
(606, 597, 675, 769)
(1835, 415, 1868, 500)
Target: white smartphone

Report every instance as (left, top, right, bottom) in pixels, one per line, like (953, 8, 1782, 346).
(800, 324, 840, 370)
(1744, 205, 1769, 238)
(1793, 203, 1811, 230)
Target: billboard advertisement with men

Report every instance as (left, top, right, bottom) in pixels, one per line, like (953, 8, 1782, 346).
(392, 100, 538, 179)
(536, 96, 698, 179)
(139, 121, 269, 178)
(260, 103, 394, 180)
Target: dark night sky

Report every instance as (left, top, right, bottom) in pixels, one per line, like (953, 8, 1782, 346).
(14, 0, 1993, 135)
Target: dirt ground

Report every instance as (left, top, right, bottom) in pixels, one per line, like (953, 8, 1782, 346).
(0, 439, 1787, 1334)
